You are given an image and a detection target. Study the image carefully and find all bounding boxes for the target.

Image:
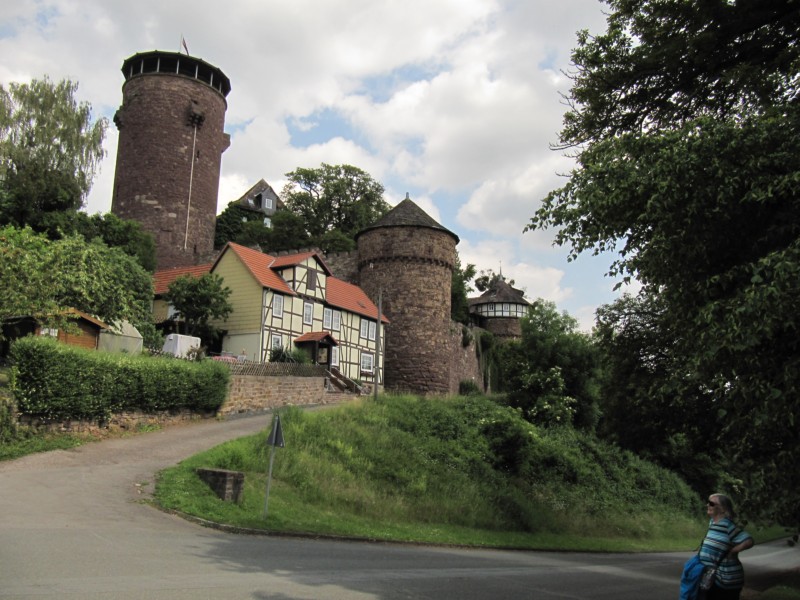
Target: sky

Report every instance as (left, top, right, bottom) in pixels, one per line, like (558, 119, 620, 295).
(0, 0, 630, 331)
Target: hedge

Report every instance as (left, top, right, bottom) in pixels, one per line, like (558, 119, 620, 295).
(9, 336, 230, 421)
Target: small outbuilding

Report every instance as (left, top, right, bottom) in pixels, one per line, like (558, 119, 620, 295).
(1, 309, 109, 358)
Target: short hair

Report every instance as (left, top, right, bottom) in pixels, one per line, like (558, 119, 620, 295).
(710, 493, 736, 520)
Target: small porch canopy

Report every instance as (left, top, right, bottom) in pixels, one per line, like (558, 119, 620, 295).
(294, 331, 338, 367)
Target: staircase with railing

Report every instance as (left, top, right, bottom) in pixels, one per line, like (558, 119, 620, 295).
(325, 367, 364, 395)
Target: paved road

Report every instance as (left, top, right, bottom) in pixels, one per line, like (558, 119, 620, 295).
(1, 413, 797, 599)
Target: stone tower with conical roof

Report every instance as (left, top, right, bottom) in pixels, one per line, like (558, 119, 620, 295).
(355, 197, 459, 395)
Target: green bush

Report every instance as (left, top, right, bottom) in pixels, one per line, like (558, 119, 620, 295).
(458, 379, 482, 396)
(10, 336, 229, 421)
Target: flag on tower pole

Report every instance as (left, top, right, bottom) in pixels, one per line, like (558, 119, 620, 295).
(181, 35, 189, 55)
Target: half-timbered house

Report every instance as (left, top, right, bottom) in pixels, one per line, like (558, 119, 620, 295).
(153, 243, 388, 390)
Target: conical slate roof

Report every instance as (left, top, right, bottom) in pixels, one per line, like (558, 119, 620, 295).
(469, 277, 530, 306)
(355, 197, 459, 243)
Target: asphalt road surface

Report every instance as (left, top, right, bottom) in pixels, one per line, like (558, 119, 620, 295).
(1, 412, 797, 599)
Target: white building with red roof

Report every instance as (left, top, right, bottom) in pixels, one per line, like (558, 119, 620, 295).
(153, 242, 388, 391)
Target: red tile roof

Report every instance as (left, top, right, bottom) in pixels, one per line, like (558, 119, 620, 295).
(294, 331, 338, 345)
(327, 277, 389, 323)
(220, 243, 295, 295)
(190, 243, 387, 323)
(271, 250, 333, 274)
(153, 264, 212, 295)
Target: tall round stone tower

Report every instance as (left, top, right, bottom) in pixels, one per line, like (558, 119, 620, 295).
(356, 197, 459, 395)
(111, 50, 231, 269)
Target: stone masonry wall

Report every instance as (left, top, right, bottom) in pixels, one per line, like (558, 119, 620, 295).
(323, 250, 359, 284)
(220, 373, 329, 416)
(112, 73, 228, 269)
(485, 317, 523, 339)
(358, 227, 456, 395)
(447, 324, 485, 394)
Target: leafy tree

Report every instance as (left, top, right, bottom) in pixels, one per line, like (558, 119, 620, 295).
(528, 0, 800, 521)
(594, 294, 719, 491)
(163, 273, 232, 340)
(500, 300, 601, 430)
(36, 211, 157, 272)
(265, 210, 313, 252)
(214, 203, 263, 249)
(451, 256, 476, 325)
(281, 163, 390, 241)
(0, 226, 65, 331)
(0, 77, 107, 217)
(0, 225, 152, 333)
(474, 269, 514, 293)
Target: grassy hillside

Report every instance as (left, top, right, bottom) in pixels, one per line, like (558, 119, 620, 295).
(156, 394, 708, 550)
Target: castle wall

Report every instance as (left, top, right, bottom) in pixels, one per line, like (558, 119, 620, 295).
(112, 64, 229, 269)
(357, 227, 456, 395)
(321, 250, 359, 284)
(485, 317, 523, 339)
(448, 325, 485, 394)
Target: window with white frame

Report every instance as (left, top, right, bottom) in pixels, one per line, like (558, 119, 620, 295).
(331, 346, 339, 367)
(368, 321, 376, 341)
(303, 301, 313, 325)
(360, 318, 369, 339)
(360, 352, 374, 373)
(270, 334, 282, 350)
(322, 308, 341, 331)
(265, 195, 273, 210)
(263, 216, 271, 228)
(273, 294, 283, 318)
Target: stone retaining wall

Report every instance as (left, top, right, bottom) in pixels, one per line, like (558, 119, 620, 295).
(220, 373, 329, 416)
(18, 372, 332, 434)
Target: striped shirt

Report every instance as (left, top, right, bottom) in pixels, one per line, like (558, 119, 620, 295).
(699, 517, 752, 589)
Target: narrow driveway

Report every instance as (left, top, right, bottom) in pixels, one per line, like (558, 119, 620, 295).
(1, 413, 797, 599)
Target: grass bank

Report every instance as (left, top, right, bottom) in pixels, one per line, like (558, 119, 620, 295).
(157, 394, 719, 552)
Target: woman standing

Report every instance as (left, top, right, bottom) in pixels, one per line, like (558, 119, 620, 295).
(699, 493, 754, 599)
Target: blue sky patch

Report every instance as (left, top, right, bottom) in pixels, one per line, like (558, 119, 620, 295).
(359, 62, 442, 103)
(287, 107, 371, 150)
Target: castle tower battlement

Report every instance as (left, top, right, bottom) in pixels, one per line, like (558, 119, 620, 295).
(111, 50, 231, 269)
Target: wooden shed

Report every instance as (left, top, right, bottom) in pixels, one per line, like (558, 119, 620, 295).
(2, 309, 109, 357)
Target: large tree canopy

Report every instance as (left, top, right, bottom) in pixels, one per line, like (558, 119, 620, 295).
(0, 226, 152, 331)
(281, 164, 390, 241)
(529, 0, 800, 522)
(0, 77, 107, 213)
(499, 300, 601, 430)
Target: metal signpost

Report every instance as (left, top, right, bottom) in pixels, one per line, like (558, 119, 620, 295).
(263, 413, 285, 519)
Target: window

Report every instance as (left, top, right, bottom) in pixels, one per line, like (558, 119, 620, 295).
(360, 318, 369, 339)
(303, 302, 313, 325)
(270, 334, 282, 350)
(331, 346, 339, 367)
(273, 294, 283, 318)
(263, 217, 271, 228)
(360, 352, 374, 373)
(265, 195, 273, 210)
(368, 321, 376, 341)
(332, 310, 341, 331)
(39, 328, 58, 337)
(323, 308, 332, 329)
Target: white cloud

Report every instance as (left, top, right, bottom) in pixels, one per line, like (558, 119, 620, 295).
(2, 0, 617, 328)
